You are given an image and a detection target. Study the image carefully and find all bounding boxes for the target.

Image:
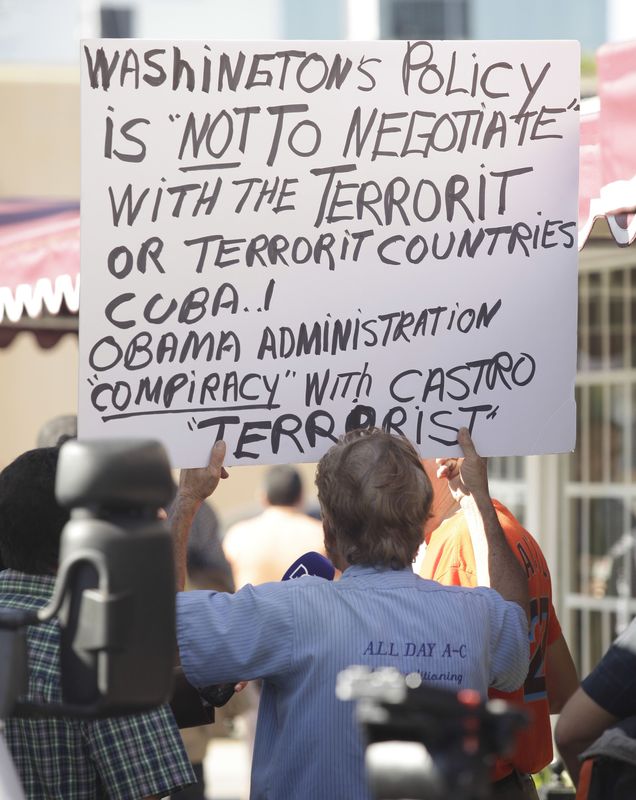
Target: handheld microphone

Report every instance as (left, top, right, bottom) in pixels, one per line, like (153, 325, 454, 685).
(201, 552, 335, 708)
(281, 551, 335, 582)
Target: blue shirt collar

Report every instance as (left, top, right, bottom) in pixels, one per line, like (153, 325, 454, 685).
(339, 563, 415, 582)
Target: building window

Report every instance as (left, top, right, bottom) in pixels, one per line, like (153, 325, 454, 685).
(486, 243, 636, 679)
(489, 456, 527, 526)
(381, 0, 470, 40)
(100, 6, 135, 38)
(564, 253, 636, 676)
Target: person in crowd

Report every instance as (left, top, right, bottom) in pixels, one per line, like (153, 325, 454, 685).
(556, 615, 636, 787)
(0, 446, 195, 799)
(420, 452, 579, 799)
(222, 464, 325, 590)
(170, 427, 530, 800)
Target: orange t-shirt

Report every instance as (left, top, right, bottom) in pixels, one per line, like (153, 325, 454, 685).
(420, 499, 561, 781)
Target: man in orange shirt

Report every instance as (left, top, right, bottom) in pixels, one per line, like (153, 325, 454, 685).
(420, 432, 578, 800)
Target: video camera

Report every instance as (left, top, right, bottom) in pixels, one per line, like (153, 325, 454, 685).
(0, 439, 177, 719)
(337, 666, 528, 800)
(0, 439, 187, 796)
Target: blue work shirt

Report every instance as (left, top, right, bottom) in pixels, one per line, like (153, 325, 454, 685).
(177, 564, 528, 800)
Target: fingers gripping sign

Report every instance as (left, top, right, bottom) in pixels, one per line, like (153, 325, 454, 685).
(178, 440, 229, 504)
(437, 427, 490, 504)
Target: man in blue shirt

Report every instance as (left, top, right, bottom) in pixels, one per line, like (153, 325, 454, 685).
(173, 428, 529, 800)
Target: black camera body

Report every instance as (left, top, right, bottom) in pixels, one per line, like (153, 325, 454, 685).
(2, 439, 177, 719)
(338, 666, 528, 800)
(54, 438, 176, 713)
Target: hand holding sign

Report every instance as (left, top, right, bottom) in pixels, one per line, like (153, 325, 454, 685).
(437, 427, 489, 505)
(177, 440, 229, 504)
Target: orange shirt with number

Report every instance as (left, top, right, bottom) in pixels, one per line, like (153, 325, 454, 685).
(420, 499, 562, 781)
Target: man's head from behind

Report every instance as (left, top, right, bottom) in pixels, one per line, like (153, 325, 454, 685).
(263, 464, 303, 507)
(316, 428, 432, 569)
(0, 447, 69, 575)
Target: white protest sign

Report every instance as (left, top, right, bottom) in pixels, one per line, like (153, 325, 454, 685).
(79, 39, 580, 467)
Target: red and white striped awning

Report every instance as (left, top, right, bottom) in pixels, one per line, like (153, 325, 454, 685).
(0, 199, 80, 334)
(0, 41, 634, 337)
(578, 40, 636, 248)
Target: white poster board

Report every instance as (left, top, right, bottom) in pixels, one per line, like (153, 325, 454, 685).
(79, 39, 580, 467)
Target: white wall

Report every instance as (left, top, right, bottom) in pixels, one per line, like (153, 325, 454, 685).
(346, 0, 379, 39)
(0, 0, 284, 65)
(607, 0, 636, 43)
(0, 0, 80, 63)
(132, 0, 282, 40)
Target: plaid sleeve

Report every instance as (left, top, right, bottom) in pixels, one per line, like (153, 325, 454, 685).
(84, 704, 195, 800)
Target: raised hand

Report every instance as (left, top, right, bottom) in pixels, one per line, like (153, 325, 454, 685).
(178, 441, 229, 504)
(436, 427, 489, 503)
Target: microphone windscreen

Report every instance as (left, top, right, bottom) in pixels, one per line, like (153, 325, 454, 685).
(281, 551, 335, 582)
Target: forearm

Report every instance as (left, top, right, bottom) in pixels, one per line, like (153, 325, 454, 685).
(556, 686, 620, 786)
(558, 727, 599, 785)
(558, 741, 585, 786)
(461, 491, 529, 619)
(170, 441, 228, 591)
(170, 493, 203, 591)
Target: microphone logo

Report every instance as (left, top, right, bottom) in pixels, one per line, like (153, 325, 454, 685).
(288, 563, 310, 579)
(281, 552, 335, 582)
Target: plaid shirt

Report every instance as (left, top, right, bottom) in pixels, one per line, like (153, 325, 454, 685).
(0, 569, 194, 799)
